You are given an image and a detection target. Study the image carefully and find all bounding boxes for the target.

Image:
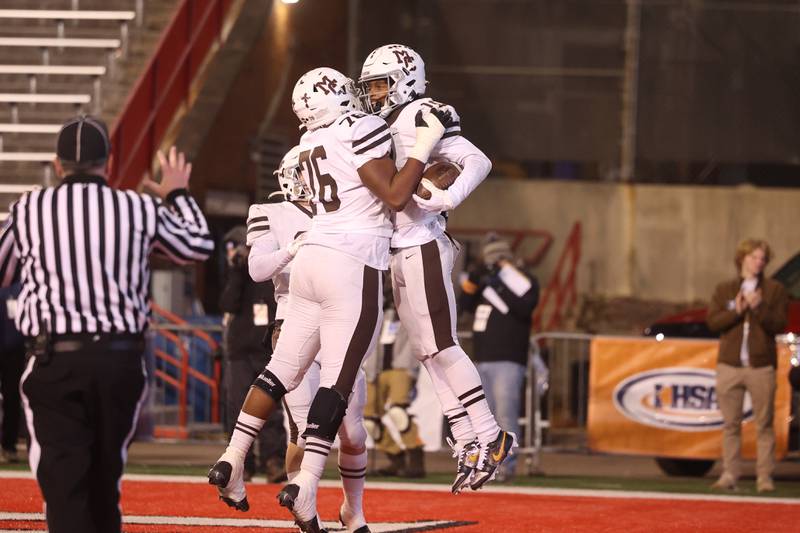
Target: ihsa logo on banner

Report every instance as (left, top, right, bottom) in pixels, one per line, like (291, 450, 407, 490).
(612, 367, 753, 431)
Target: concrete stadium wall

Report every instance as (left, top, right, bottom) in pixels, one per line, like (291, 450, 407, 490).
(449, 179, 800, 303)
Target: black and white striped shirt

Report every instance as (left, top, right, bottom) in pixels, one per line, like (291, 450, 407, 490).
(0, 174, 214, 336)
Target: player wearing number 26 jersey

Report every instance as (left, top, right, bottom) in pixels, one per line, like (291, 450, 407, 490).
(209, 66, 452, 533)
(298, 109, 394, 270)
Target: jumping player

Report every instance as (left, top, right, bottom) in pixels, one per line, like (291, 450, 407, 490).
(358, 44, 516, 492)
(208, 67, 452, 532)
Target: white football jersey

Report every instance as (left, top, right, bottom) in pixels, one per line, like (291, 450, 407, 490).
(250, 201, 313, 319)
(386, 97, 466, 248)
(298, 110, 394, 269)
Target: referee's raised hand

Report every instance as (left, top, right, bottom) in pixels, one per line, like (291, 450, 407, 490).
(143, 145, 193, 199)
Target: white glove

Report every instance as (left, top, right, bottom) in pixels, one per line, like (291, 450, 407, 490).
(287, 232, 308, 257)
(407, 108, 453, 163)
(413, 178, 454, 212)
(246, 204, 270, 246)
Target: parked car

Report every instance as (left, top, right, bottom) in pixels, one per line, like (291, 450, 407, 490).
(645, 252, 800, 339)
(643, 252, 800, 477)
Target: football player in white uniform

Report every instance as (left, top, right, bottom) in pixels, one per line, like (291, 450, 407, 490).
(245, 147, 371, 533)
(358, 44, 515, 492)
(208, 67, 452, 533)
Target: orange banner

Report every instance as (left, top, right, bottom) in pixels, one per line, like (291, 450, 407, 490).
(587, 337, 792, 459)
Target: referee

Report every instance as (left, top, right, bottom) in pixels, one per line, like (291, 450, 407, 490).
(0, 115, 214, 533)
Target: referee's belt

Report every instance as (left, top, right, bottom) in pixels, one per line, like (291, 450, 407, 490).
(37, 333, 144, 353)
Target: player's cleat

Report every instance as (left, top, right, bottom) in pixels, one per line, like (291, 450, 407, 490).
(208, 451, 249, 511)
(469, 430, 516, 491)
(339, 502, 370, 532)
(447, 437, 480, 494)
(277, 478, 321, 533)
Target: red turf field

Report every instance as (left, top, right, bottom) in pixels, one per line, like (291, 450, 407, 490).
(0, 474, 797, 532)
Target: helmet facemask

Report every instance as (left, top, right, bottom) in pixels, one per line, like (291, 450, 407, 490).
(358, 71, 406, 117)
(359, 44, 427, 117)
(275, 149, 311, 202)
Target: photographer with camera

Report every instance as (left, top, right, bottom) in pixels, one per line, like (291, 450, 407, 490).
(219, 226, 286, 482)
(459, 235, 539, 481)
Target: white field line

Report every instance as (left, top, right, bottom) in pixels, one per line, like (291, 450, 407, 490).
(0, 471, 798, 505)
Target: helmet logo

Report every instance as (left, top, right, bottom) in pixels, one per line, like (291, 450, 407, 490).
(392, 49, 416, 71)
(299, 93, 311, 107)
(313, 76, 339, 95)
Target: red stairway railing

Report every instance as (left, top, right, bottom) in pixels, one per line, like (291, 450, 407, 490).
(149, 302, 221, 437)
(109, 0, 234, 189)
(533, 222, 582, 332)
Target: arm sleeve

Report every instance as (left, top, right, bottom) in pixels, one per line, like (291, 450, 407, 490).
(750, 283, 789, 335)
(248, 232, 292, 282)
(350, 115, 394, 169)
(152, 190, 215, 265)
(429, 106, 491, 209)
(0, 208, 19, 288)
(706, 283, 742, 333)
(494, 267, 539, 321)
(247, 203, 271, 246)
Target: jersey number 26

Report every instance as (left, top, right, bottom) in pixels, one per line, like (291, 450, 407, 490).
(299, 146, 340, 214)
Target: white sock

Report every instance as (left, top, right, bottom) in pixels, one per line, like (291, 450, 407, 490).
(421, 357, 476, 448)
(228, 412, 265, 456)
(435, 346, 501, 445)
(338, 449, 367, 515)
(300, 436, 332, 481)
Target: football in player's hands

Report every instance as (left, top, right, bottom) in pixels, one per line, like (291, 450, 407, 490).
(415, 161, 462, 200)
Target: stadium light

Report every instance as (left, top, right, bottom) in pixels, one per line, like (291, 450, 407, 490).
(281, 0, 299, 4)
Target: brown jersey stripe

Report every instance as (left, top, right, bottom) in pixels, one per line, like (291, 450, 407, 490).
(282, 398, 299, 445)
(354, 133, 392, 155)
(334, 265, 381, 396)
(420, 239, 457, 352)
(352, 123, 388, 147)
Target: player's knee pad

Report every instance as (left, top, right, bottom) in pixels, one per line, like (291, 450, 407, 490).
(432, 345, 466, 369)
(387, 404, 411, 433)
(302, 386, 348, 442)
(252, 369, 288, 403)
(364, 416, 383, 442)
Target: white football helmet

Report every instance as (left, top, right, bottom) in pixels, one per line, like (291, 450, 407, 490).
(358, 44, 427, 117)
(291, 67, 359, 131)
(274, 145, 310, 201)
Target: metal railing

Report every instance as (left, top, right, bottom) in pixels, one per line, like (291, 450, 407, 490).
(149, 303, 222, 438)
(519, 332, 593, 474)
(109, 0, 234, 189)
(518, 332, 800, 474)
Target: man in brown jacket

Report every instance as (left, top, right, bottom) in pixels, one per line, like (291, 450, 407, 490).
(707, 238, 788, 492)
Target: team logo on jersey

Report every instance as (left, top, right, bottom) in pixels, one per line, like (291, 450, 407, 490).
(613, 367, 753, 431)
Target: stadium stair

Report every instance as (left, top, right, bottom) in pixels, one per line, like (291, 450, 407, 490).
(0, 0, 179, 218)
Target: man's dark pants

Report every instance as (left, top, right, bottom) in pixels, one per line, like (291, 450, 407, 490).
(21, 336, 146, 533)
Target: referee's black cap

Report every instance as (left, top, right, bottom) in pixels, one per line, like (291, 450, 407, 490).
(56, 115, 111, 163)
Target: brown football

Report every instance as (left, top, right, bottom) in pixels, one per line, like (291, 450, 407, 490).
(415, 161, 462, 200)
